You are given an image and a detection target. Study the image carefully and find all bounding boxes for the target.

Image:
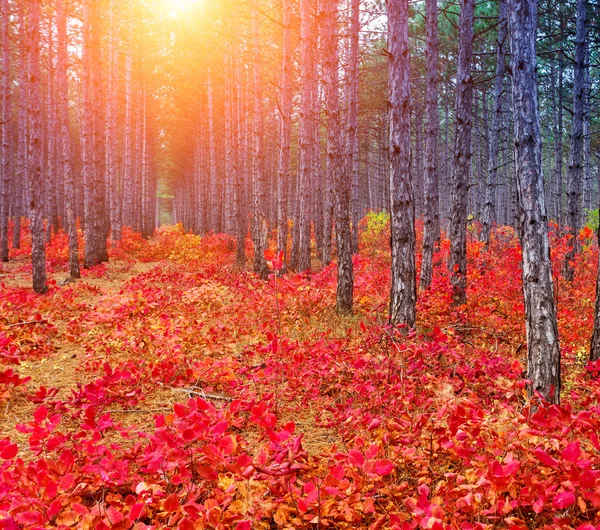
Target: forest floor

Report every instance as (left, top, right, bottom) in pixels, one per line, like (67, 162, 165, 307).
(1, 222, 600, 530)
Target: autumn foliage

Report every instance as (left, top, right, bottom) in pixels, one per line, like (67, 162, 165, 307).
(1, 221, 600, 529)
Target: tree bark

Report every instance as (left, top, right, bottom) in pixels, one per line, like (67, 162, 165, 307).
(56, 0, 80, 278)
(563, 0, 587, 281)
(449, 0, 474, 306)
(509, 0, 561, 403)
(0, 0, 10, 262)
(107, 0, 121, 241)
(481, 0, 506, 248)
(388, 0, 416, 328)
(251, 1, 269, 278)
(28, 0, 47, 294)
(348, 0, 360, 255)
(277, 0, 293, 272)
(297, 0, 314, 272)
(323, 0, 353, 314)
(82, 0, 107, 268)
(419, 0, 440, 289)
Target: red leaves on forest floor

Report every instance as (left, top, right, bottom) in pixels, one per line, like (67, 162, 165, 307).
(0, 222, 600, 528)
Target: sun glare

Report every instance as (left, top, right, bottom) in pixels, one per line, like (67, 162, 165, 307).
(166, 0, 198, 14)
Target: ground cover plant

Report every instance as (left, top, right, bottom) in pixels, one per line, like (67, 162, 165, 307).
(1, 221, 600, 530)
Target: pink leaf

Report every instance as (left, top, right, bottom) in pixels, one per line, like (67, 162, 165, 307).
(373, 459, 394, 476)
(552, 491, 575, 510)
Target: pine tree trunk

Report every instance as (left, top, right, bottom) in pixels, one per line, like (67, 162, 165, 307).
(122, 37, 134, 230)
(419, 0, 440, 289)
(509, 0, 561, 403)
(297, 0, 314, 272)
(207, 69, 220, 233)
(57, 0, 79, 278)
(449, 0, 474, 306)
(348, 0, 360, 255)
(233, 43, 246, 266)
(82, 0, 107, 268)
(388, 0, 416, 328)
(277, 0, 293, 272)
(481, 0, 506, 248)
(13, 4, 28, 251)
(564, 0, 587, 281)
(28, 0, 47, 294)
(0, 0, 10, 262)
(323, 0, 353, 314)
(554, 52, 564, 229)
(251, 1, 269, 278)
(107, 0, 121, 241)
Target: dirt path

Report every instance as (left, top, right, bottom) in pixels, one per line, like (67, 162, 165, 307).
(0, 259, 159, 446)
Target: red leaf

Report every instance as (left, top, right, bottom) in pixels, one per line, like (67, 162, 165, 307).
(373, 459, 394, 476)
(264, 249, 275, 261)
(173, 403, 187, 418)
(561, 441, 581, 463)
(1, 443, 18, 459)
(129, 503, 144, 521)
(534, 448, 558, 468)
(34, 406, 48, 423)
(236, 522, 251, 530)
(552, 491, 575, 510)
(348, 449, 364, 468)
(163, 493, 180, 512)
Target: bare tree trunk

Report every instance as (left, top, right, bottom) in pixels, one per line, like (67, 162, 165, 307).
(419, 0, 439, 289)
(57, 0, 80, 278)
(13, 3, 28, 251)
(554, 51, 564, 229)
(509, 0, 561, 403)
(233, 43, 246, 266)
(251, 1, 269, 278)
(581, 44, 591, 215)
(322, 0, 353, 313)
(0, 0, 10, 262)
(28, 0, 47, 294)
(348, 0, 360, 255)
(481, 0, 506, 248)
(207, 69, 219, 233)
(564, 0, 587, 281)
(388, 0, 416, 328)
(122, 36, 133, 230)
(107, 0, 121, 241)
(277, 0, 293, 272)
(297, 0, 314, 271)
(449, 0, 474, 306)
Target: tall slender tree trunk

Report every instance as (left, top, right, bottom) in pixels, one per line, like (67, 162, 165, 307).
(388, 0, 416, 328)
(57, 0, 80, 278)
(581, 44, 591, 214)
(323, 0, 353, 313)
(348, 0, 360, 255)
(277, 0, 293, 272)
(0, 0, 10, 262)
(107, 0, 121, 241)
(13, 4, 28, 251)
(82, 0, 107, 268)
(28, 0, 47, 294)
(449, 0, 474, 306)
(419, 0, 439, 289)
(563, 0, 587, 281)
(481, 0, 506, 248)
(233, 43, 246, 266)
(509, 0, 561, 403)
(297, 0, 314, 271)
(122, 36, 134, 230)
(554, 51, 564, 229)
(251, 1, 269, 278)
(207, 69, 219, 233)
